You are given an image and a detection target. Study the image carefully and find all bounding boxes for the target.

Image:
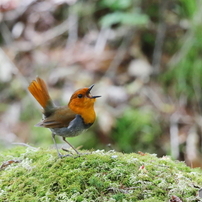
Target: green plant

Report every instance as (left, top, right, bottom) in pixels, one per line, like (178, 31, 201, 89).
(99, 0, 149, 28)
(112, 108, 162, 153)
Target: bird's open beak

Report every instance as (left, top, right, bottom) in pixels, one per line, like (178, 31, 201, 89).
(88, 84, 101, 98)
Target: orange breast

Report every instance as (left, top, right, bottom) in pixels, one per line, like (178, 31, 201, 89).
(69, 104, 96, 124)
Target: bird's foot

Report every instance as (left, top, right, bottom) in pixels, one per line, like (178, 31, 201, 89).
(74, 152, 90, 158)
(62, 147, 74, 155)
(58, 153, 73, 158)
(60, 148, 90, 158)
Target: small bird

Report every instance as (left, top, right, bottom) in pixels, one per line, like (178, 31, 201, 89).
(28, 77, 101, 157)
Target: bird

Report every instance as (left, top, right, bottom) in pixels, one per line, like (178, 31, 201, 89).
(28, 77, 101, 157)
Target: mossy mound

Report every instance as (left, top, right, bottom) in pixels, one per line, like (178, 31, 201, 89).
(0, 146, 202, 201)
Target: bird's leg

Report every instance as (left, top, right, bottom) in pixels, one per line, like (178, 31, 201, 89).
(52, 133, 71, 158)
(62, 137, 80, 155)
(52, 133, 62, 158)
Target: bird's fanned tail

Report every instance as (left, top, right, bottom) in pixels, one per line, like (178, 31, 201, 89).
(28, 77, 52, 109)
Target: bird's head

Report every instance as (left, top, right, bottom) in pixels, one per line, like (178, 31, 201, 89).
(68, 84, 101, 112)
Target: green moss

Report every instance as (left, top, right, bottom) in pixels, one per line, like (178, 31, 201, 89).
(0, 147, 202, 201)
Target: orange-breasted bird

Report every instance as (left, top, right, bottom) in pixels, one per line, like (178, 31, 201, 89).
(28, 77, 101, 157)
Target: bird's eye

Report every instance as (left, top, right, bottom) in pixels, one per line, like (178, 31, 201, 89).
(77, 94, 83, 98)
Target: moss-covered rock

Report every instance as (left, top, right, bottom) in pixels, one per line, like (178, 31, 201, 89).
(0, 146, 202, 201)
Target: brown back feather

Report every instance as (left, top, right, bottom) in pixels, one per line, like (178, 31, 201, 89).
(36, 107, 77, 128)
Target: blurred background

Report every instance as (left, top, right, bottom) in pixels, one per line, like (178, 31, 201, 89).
(0, 0, 202, 168)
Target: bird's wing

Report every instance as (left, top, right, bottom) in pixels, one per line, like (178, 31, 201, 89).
(36, 107, 77, 128)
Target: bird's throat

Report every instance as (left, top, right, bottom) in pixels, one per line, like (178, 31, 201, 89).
(81, 108, 96, 124)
